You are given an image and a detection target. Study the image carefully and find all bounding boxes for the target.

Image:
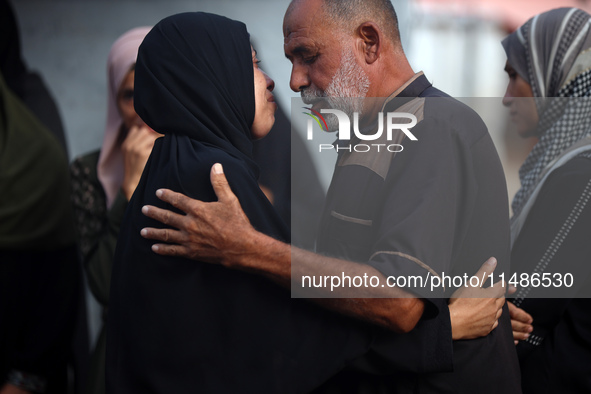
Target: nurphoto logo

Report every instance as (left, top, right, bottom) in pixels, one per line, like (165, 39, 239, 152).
(303, 107, 418, 153)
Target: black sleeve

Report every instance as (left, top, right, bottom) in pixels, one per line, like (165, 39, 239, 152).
(70, 154, 126, 306)
(362, 116, 464, 374)
(367, 116, 460, 299)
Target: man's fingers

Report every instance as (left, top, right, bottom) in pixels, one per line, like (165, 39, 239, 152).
(495, 305, 504, 319)
(488, 279, 507, 297)
(491, 319, 499, 331)
(152, 190, 198, 216)
(471, 257, 497, 288)
(507, 284, 518, 295)
(142, 205, 186, 229)
(140, 227, 184, 244)
(494, 295, 506, 309)
(151, 243, 191, 258)
(210, 163, 236, 203)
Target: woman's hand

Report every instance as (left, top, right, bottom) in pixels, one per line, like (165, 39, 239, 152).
(507, 301, 533, 345)
(121, 125, 161, 200)
(449, 257, 506, 340)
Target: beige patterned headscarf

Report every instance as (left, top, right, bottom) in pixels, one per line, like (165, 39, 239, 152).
(502, 7, 591, 217)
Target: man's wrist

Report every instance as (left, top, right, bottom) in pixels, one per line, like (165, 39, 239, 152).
(225, 230, 291, 284)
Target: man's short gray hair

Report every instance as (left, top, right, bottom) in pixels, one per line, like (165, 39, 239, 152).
(321, 0, 401, 45)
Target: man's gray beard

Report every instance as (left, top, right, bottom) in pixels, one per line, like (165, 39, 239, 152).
(301, 47, 370, 132)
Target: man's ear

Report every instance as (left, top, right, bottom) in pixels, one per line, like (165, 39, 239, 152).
(357, 22, 381, 64)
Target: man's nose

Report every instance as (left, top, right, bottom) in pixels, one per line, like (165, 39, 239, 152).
(289, 64, 310, 92)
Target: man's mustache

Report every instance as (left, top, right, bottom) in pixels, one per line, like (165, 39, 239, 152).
(301, 87, 328, 104)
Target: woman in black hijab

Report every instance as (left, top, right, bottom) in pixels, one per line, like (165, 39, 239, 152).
(106, 12, 370, 393)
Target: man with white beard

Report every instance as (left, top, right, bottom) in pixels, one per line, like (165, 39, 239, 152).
(139, 0, 522, 392)
(301, 47, 370, 132)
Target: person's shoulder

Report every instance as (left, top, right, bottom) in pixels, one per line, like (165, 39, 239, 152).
(563, 152, 591, 171)
(419, 83, 483, 121)
(417, 94, 488, 146)
(531, 153, 591, 210)
(191, 143, 254, 175)
(546, 153, 591, 186)
(176, 141, 259, 188)
(419, 85, 450, 98)
(70, 149, 100, 170)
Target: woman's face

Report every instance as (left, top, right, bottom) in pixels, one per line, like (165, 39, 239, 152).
(251, 47, 277, 139)
(502, 61, 539, 138)
(117, 67, 147, 132)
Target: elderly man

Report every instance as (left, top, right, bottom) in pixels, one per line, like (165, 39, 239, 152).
(132, 0, 521, 392)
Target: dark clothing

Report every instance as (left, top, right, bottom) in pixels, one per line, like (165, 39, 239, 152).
(0, 0, 68, 156)
(18, 72, 68, 156)
(106, 13, 371, 393)
(0, 71, 80, 393)
(253, 105, 325, 251)
(0, 249, 80, 394)
(70, 150, 128, 394)
(2, 3, 86, 391)
(511, 154, 591, 394)
(70, 150, 128, 307)
(314, 74, 521, 393)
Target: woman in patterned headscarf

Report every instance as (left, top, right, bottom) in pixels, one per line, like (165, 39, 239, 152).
(502, 7, 591, 393)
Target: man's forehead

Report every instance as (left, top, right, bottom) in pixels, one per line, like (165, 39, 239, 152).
(283, 0, 323, 38)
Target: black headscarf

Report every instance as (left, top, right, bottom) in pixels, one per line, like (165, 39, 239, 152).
(133, 12, 258, 175)
(0, 0, 27, 98)
(107, 13, 370, 393)
(0, 0, 68, 154)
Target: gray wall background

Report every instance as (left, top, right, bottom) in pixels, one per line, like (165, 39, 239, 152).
(12, 0, 295, 161)
(12, 0, 411, 163)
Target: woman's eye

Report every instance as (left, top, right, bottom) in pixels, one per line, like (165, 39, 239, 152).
(120, 89, 134, 101)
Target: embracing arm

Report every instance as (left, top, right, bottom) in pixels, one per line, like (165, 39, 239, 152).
(141, 163, 504, 336)
(141, 164, 423, 332)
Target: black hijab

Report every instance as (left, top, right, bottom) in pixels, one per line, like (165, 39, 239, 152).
(107, 13, 370, 393)
(0, 0, 68, 154)
(134, 12, 258, 174)
(0, 0, 27, 98)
